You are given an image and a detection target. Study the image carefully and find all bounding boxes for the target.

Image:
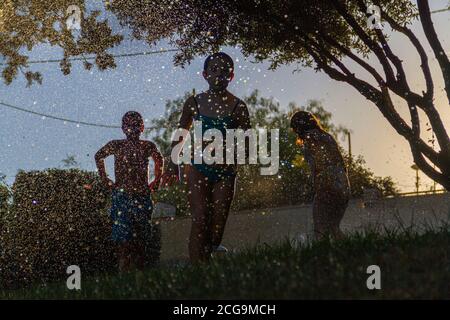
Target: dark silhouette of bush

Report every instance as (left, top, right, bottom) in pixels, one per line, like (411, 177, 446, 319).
(0, 169, 161, 288)
(147, 92, 398, 215)
(0, 182, 10, 235)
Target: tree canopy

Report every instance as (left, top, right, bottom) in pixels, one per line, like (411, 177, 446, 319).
(1, 0, 449, 188)
(0, 0, 122, 86)
(110, 0, 449, 189)
(149, 90, 398, 211)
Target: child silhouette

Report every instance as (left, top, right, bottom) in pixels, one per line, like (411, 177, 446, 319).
(162, 52, 251, 262)
(290, 111, 350, 240)
(95, 111, 163, 271)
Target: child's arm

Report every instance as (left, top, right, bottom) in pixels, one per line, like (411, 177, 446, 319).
(235, 101, 251, 131)
(149, 142, 164, 192)
(94, 141, 117, 189)
(168, 96, 195, 166)
(161, 96, 195, 186)
(236, 101, 252, 161)
(302, 144, 316, 185)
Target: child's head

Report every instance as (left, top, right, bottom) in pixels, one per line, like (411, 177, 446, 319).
(122, 111, 144, 138)
(290, 111, 322, 139)
(203, 52, 234, 91)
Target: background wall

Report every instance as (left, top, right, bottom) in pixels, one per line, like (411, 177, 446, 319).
(157, 193, 450, 262)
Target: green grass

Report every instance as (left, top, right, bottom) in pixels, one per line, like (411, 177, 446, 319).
(1, 226, 449, 299)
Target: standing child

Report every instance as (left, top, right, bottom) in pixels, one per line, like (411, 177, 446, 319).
(95, 111, 163, 271)
(290, 111, 350, 240)
(162, 52, 251, 262)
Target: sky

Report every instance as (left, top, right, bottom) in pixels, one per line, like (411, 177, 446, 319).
(0, 0, 449, 192)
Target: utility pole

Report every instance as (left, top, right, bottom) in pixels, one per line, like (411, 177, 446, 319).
(411, 164, 420, 195)
(347, 131, 352, 159)
(431, 131, 437, 194)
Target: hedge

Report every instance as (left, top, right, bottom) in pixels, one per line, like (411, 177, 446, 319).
(0, 169, 161, 288)
(151, 165, 300, 216)
(0, 184, 10, 236)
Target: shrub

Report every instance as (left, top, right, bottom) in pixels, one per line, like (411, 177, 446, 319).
(232, 166, 286, 211)
(148, 92, 398, 213)
(0, 169, 161, 288)
(152, 183, 190, 216)
(0, 183, 11, 234)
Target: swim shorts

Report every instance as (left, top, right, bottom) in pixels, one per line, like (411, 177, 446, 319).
(108, 189, 153, 243)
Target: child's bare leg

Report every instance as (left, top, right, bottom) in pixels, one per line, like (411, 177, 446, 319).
(118, 242, 132, 272)
(313, 192, 347, 241)
(189, 202, 211, 262)
(313, 194, 326, 240)
(187, 167, 212, 262)
(129, 240, 146, 289)
(129, 219, 148, 271)
(330, 200, 348, 240)
(132, 240, 146, 271)
(210, 177, 235, 247)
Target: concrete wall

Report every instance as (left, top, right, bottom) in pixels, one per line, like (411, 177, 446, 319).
(156, 193, 450, 262)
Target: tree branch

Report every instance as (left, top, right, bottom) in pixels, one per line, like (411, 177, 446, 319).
(305, 37, 442, 170)
(410, 145, 448, 189)
(354, 0, 450, 158)
(374, 0, 433, 101)
(329, 0, 397, 85)
(417, 0, 450, 104)
(318, 31, 385, 86)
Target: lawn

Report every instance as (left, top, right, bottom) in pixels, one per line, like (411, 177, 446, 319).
(1, 227, 449, 299)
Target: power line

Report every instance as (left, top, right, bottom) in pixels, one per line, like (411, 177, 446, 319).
(0, 100, 158, 131)
(0, 48, 179, 127)
(0, 6, 446, 67)
(430, 7, 450, 14)
(0, 48, 180, 129)
(0, 48, 179, 66)
(0, 101, 122, 129)
(0, 7, 448, 126)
